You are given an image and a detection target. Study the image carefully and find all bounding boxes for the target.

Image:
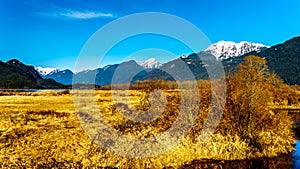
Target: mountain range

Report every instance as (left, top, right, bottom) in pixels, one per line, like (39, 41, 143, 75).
(1, 36, 299, 89)
(35, 58, 162, 85)
(0, 59, 64, 89)
(35, 40, 271, 85)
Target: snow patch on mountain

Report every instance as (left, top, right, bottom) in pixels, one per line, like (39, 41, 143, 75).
(204, 41, 269, 60)
(138, 58, 162, 69)
(74, 69, 93, 74)
(35, 67, 59, 76)
(181, 54, 188, 58)
(103, 65, 112, 71)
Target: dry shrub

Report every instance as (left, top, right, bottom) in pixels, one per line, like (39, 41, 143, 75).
(218, 56, 294, 155)
(105, 91, 181, 138)
(59, 89, 70, 95)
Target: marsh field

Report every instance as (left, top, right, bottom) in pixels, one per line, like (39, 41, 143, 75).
(1, 56, 300, 168)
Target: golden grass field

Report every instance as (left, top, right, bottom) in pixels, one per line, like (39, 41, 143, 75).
(0, 56, 299, 168)
(0, 87, 298, 168)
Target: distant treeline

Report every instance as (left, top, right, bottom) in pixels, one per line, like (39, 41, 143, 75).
(99, 79, 216, 91)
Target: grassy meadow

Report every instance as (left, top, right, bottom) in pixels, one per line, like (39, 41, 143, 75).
(1, 56, 300, 168)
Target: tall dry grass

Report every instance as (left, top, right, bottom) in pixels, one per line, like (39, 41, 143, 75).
(0, 56, 299, 168)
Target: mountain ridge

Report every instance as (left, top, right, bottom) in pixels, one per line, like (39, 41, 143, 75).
(203, 40, 269, 60)
(223, 36, 300, 84)
(0, 59, 65, 89)
(138, 58, 162, 69)
(41, 40, 267, 84)
(1, 36, 299, 88)
(36, 67, 59, 76)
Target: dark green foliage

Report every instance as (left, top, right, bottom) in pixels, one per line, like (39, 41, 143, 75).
(0, 74, 39, 89)
(0, 59, 41, 89)
(37, 79, 66, 89)
(0, 59, 65, 89)
(223, 36, 300, 85)
(262, 37, 300, 85)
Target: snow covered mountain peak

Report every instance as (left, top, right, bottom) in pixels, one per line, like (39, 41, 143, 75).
(204, 41, 269, 60)
(35, 67, 59, 76)
(138, 58, 162, 69)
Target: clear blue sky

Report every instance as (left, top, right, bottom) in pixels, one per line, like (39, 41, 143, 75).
(1, 0, 300, 71)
